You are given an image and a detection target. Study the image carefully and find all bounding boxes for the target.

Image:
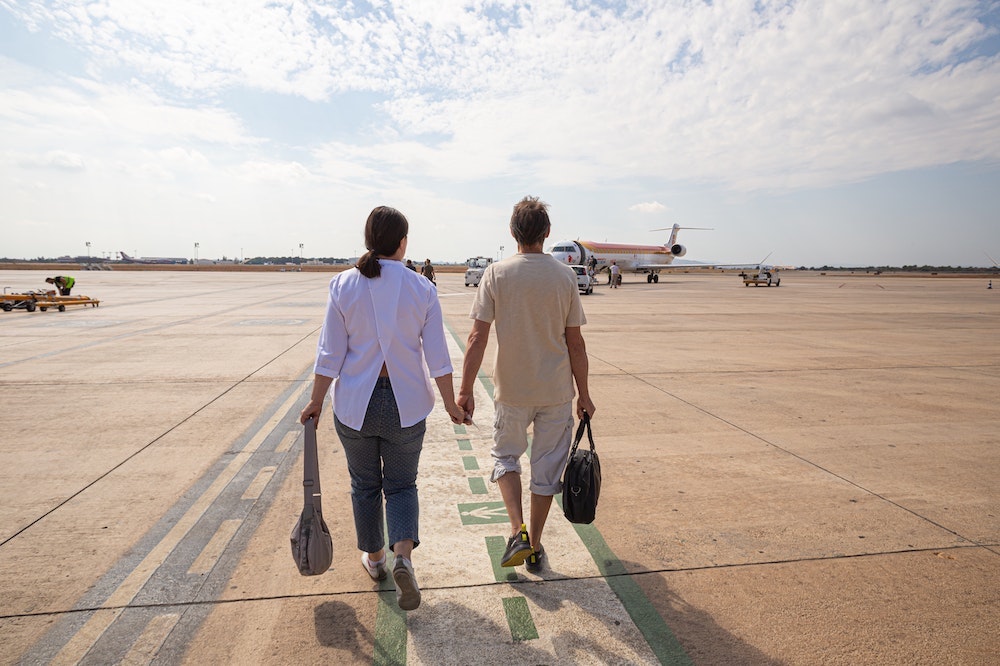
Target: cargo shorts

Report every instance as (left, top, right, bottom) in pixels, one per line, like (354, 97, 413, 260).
(490, 401, 574, 496)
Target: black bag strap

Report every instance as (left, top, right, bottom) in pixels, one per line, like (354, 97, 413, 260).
(569, 410, 596, 457)
(302, 417, 323, 511)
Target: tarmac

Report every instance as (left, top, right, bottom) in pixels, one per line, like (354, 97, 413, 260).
(0, 268, 996, 665)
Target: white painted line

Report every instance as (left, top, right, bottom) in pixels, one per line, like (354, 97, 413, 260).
(188, 519, 243, 575)
(51, 381, 310, 665)
(275, 430, 299, 453)
(120, 613, 180, 666)
(242, 466, 277, 501)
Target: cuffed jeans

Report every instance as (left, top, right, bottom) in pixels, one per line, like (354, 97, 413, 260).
(334, 377, 425, 553)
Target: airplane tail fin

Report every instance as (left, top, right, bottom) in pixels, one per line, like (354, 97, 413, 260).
(650, 224, 713, 248)
(119, 251, 133, 262)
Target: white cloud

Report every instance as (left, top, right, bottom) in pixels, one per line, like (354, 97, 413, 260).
(2, 1, 998, 264)
(629, 202, 666, 214)
(16, 150, 86, 171)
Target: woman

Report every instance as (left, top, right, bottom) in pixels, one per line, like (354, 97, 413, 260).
(300, 206, 467, 611)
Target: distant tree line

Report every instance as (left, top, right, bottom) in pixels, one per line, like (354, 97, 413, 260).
(803, 265, 999, 273)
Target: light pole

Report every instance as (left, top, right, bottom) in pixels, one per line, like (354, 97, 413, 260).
(499, 245, 505, 261)
(85, 241, 91, 259)
(194, 242, 199, 263)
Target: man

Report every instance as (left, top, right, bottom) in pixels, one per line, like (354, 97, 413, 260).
(420, 259, 436, 285)
(45, 276, 75, 296)
(609, 260, 620, 288)
(458, 196, 596, 574)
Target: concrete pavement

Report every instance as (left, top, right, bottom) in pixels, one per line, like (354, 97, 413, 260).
(0, 268, 996, 665)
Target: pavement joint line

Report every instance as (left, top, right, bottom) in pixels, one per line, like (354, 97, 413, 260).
(0, 336, 318, 551)
(611, 360, 989, 548)
(46, 380, 311, 665)
(5, 542, 994, 621)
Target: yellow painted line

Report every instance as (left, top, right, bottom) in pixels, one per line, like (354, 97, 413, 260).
(275, 430, 299, 453)
(51, 381, 310, 665)
(241, 466, 277, 501)
(120, 613, 180, 666)
(188, 519, 243, 575)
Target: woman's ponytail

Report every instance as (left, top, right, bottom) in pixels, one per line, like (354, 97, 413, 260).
(356, 250, 381, 278)
(356, 206, 409, 279)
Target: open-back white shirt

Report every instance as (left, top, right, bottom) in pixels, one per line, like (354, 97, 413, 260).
(314, 260, 453, 429)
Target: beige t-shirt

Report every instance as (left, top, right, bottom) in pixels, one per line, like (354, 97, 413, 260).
(469, 253, 587, 406)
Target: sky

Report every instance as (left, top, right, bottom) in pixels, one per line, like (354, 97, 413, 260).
(1, 0, 999, 268)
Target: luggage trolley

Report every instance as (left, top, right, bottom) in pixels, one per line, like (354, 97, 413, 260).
(0, 289, 101, 312)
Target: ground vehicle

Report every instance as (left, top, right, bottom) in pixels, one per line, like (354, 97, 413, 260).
(464, 256, 493, 287)
(572, 265, 594, 295)
(740, 268, 780, 287)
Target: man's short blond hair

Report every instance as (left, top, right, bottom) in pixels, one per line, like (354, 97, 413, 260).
(509, 196, 550, 247)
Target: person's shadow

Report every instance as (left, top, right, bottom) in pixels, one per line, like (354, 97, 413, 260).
(314, 601, 375, 662)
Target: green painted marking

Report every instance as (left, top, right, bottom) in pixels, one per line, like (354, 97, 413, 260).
(453, 423, 467, 435)
(502, 596, 539, 642)
(373, 590, 407, 666)
(467, 477, 488, 494)
(444, 320, 494, 399)
(557, 495, 692, 665)
(459, 501, 508, 525)
(485, 535, 519, 582)
(458, 438, 473, 451)
(462, 455, 479, 471)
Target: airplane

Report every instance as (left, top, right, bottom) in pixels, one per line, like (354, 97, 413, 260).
(547, 224, 760, 283)
(118, 251, 188, 265)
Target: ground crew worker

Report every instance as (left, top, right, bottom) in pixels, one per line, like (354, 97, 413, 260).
(45, 276, 75, 296)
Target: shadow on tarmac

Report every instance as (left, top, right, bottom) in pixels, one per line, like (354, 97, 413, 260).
(314, 601, 375, 662)
(625, 563, 783, 666)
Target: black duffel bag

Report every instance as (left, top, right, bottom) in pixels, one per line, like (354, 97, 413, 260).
(562, 411, 601, 524)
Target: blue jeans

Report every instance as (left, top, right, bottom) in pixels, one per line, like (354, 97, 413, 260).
(334, 378, 425, 553)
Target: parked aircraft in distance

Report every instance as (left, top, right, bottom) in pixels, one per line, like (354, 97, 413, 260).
(547, 224, 761, 283)
(118, 251, 188, 265)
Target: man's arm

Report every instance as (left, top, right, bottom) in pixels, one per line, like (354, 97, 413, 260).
(458, 319, 492, 419)
(566, 326, 595, 419)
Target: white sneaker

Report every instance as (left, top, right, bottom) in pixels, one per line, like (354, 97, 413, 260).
(393, 557, 421, 610)
(361, 553, 387, 581)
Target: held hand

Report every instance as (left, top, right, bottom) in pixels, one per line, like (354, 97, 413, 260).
(576, 396, 596, 421)
(445, 401, 471, 425)
(300, 400, 323, 426)
(457, 393, 475, 422)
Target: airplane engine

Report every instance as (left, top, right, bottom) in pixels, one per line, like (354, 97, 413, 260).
(671, 243, 687, 258)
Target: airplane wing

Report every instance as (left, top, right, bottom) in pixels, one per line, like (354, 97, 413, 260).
(644, 253, 776, 271)
(637, 261, 771, 271)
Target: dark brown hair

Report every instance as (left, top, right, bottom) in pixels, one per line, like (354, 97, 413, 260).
(509, 196, 550, 247)
(356, 206, 409, 278)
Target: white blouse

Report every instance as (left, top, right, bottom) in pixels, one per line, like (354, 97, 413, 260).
(314, 260, 452, 429)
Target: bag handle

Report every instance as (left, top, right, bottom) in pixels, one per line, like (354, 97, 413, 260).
(569, 410, 595, 457)
(302, 417, 323, 511)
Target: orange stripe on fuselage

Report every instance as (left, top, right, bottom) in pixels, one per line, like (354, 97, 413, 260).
(577, 241, 672, 255)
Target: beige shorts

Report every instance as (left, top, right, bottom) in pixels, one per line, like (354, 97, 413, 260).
(490, 401, 574, 496)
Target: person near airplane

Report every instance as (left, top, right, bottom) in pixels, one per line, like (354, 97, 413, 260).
(459, 195, 596, 574)
(299, 205, 467, 611)
(609, 260, 620, 288)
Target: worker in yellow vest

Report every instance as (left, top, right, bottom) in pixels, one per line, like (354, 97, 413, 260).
(45, 276, 75, 296)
